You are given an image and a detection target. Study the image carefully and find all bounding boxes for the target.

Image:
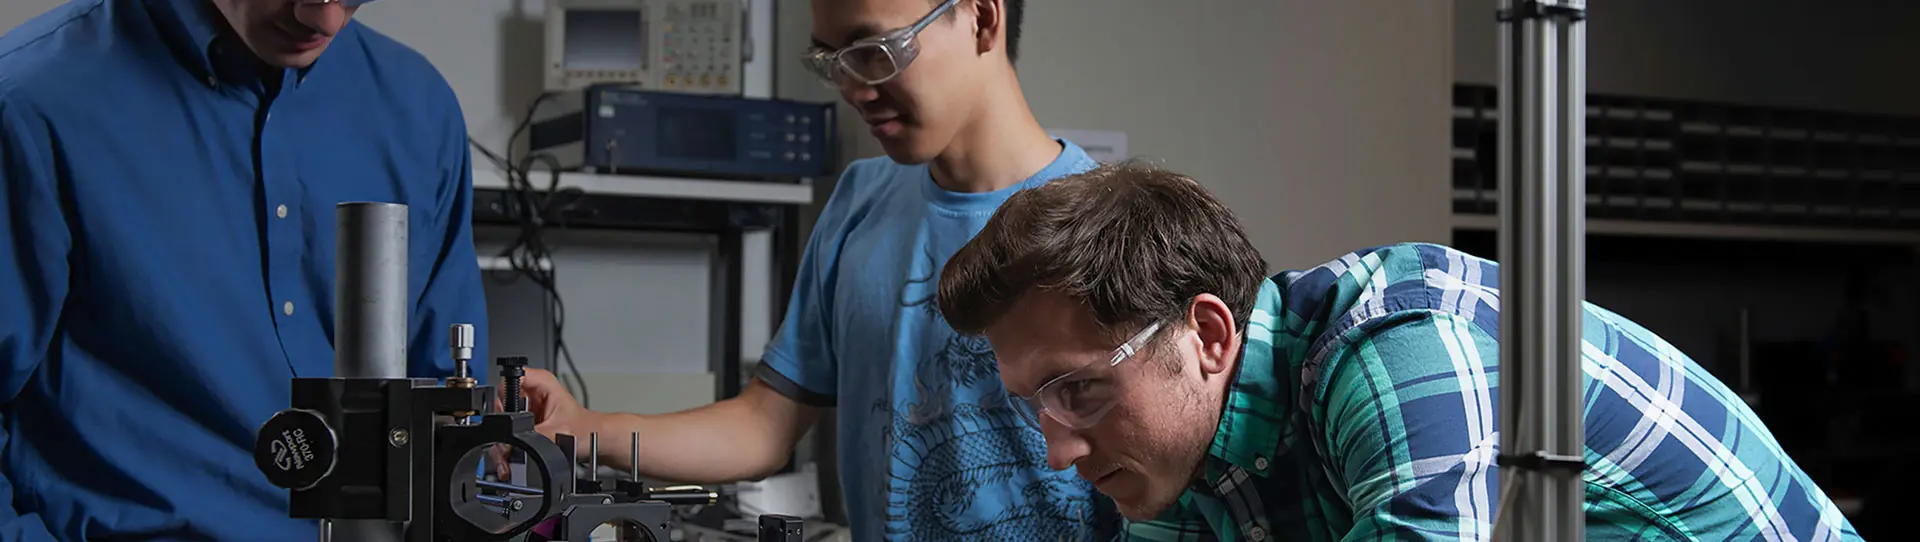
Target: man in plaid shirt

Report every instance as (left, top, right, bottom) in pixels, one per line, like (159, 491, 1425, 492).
(934, 160, 1862, 541)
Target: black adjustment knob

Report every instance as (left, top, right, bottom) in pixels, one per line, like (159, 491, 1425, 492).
(499, 356, 529, 413)
(254, 409, 338, 491)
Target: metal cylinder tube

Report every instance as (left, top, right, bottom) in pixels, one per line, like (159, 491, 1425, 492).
(329, 202, 409, 542)
(334, 202, 409, 379)
(1495, 1, 1587, 541)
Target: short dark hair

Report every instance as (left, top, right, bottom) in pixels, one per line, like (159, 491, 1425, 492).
(940, 0, 1024, 65)
(1003, 0, 1024, 64)
(936, 160, 1270, 344)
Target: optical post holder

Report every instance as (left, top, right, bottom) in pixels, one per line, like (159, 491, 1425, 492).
(253, 324, 801, 541)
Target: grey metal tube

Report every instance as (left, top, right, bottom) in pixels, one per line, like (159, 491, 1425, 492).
(1552, 9, 1589, 540)
(330, 202, 409, 542)
(334, 202, 410, 379)
(1495, 1, 1586, 541)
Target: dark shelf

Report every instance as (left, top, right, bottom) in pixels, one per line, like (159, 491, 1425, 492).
(1451, 84, 1920, 231)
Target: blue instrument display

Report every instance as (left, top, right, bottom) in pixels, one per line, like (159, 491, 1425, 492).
(530, 86, 835, 181)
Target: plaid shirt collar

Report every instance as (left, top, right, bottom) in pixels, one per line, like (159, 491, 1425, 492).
(1196, 278, 1295, 491)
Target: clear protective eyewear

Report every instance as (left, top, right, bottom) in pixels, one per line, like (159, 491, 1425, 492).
(802, 0, 959, 88)
(1010, 321, 1164, 431)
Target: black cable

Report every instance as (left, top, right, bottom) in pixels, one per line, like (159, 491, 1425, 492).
(465, 90, 592, 408)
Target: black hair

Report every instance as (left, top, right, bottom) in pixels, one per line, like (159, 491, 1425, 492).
(939, 0, 1024, 65)
(1004, 0, 1024, 65)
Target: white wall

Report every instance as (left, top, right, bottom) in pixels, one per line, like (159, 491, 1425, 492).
(1029, 0, 1455, 269)
(1454, 0, 1920, 115)
(778, 0, 1458, 271)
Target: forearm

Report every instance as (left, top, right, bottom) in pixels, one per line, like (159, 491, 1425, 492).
(588, 381, 820, 484)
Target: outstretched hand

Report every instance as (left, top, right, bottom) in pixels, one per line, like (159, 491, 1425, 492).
(493, 368, 600, 478)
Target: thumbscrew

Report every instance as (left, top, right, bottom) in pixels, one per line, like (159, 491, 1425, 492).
(499, 356, 529, 412)
(448, 324, 476, 384)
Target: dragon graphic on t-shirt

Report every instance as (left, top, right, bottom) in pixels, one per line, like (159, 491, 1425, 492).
(868, 247, 1120, 540)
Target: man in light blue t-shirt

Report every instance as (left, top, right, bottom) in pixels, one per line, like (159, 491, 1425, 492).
(519, 0, 1127, 539)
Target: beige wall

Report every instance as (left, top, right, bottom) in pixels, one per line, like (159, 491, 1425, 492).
(781, 0, 1458, 271)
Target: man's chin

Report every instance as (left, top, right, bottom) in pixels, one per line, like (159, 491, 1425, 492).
(878, 143, 932, 166)
(1114, 497, 1180, 522)
(260, 48, 326, 70)
(1107, 484, 1184, 522)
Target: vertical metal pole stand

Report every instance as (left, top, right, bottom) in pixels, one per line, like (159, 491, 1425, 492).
(328, 202, 411, 542)
(1495, 1, 1587, 541)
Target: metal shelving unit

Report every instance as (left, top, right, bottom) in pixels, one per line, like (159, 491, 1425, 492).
(469, 168, 813, 403)
(1452, 83, 1920, 238)
(1454, 82, 1920, 537)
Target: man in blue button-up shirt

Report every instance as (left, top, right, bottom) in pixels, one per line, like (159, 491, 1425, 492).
(0, 0, 488, 539)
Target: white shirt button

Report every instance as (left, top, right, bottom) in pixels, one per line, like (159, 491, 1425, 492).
(283, 301, 295, 316)
(1254, 456, 1270, 470)
(276, 204, 288, 219)
(1247, 525, 1267, 541)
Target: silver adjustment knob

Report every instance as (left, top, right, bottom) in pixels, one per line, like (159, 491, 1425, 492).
(450, 324, 475, 361)
(449, 324, 476, 380)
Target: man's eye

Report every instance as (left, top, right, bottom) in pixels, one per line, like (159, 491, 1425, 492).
(1059, 379, 1113, 411)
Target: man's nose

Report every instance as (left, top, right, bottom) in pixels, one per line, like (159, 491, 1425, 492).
(838, 78, 879, 104)
(1041, 417, 1089, 471)
(295, 3, 351, 36)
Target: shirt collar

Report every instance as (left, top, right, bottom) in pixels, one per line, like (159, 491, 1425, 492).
(143, 0, 322, 90)
(144, 0, 226, 85)
(1200, 278, 1293, 485)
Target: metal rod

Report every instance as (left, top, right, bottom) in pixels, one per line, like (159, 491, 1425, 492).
(476, 479, 545, 496)
(589, 433, 600, 481)
(329, 202, 410, 542)
(1553, 8, 1589, 541)
(630, 433, 641, 483)
(334, 202, 409, 379)
(1496, 1, 1586, 541)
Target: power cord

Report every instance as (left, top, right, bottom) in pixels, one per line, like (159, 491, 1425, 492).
(468, 91, 593, 408)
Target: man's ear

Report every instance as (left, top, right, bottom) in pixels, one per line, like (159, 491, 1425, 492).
(1186, 294, 1238, 377)
(969, 0, 1003, 59)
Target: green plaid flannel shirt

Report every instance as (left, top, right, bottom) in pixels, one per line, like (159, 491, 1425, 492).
(1122, 243, 1860, 541)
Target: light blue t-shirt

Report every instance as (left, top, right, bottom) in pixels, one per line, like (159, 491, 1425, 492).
(757, 139, 1120, 540)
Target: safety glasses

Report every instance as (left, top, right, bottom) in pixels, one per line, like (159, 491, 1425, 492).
(1010, 321, 1164, 431)
(801, 0, 959, 88)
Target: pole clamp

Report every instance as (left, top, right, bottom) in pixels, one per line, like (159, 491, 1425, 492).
(1497, 1, 1588, 22)
(1496, 451, 1587, 475)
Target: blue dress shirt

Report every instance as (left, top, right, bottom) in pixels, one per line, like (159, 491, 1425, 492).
(0, 0, 488, 539)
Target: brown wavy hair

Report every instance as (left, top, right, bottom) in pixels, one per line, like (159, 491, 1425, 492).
(936, 159, 1269, 343)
